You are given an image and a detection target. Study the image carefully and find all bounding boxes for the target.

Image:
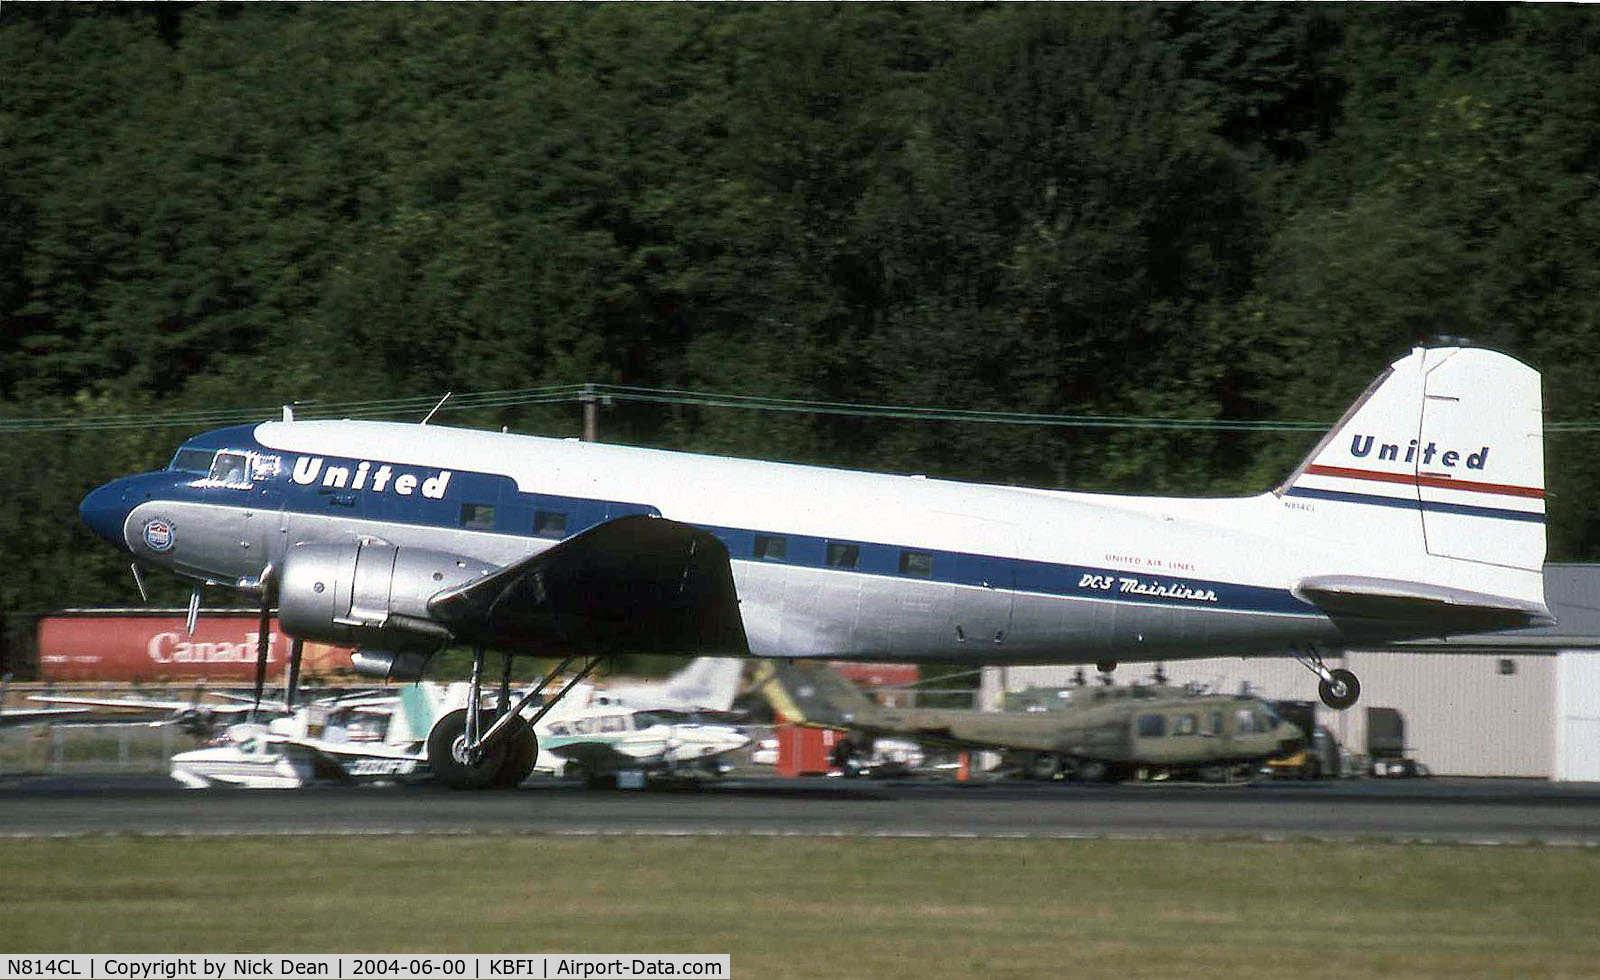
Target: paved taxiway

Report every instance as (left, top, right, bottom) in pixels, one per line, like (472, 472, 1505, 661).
(2, 775, 1598, 844)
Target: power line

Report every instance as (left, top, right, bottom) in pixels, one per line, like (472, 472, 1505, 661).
(3, 382, 1598, 433)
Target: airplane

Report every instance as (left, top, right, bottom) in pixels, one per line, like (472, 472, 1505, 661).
(755, 659, 1305, 782)
(527, 698, 751, 788)
(167, 686, 435, 788)
(77, 345, 1549, 788)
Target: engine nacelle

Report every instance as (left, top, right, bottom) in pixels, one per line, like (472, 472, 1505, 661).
(278, 541, 496, 648)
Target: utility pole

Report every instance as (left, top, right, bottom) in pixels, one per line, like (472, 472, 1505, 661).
(580, 383, 598, 442)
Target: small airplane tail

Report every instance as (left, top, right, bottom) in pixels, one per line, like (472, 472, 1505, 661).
(1279, 346, 1550, 632)
(660, 657, 745, 712)
(753, 660, 880, 729)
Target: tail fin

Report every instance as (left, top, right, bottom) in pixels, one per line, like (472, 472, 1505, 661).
(753, 660, 881, 729)
(1280, 346, 1548, 630)
(659, 657, 745, 712)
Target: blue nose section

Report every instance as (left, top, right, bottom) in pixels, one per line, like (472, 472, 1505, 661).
(80, 481, 133, 550)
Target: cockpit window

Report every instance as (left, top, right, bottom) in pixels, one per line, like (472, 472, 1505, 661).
(208, 451, 252, 488)
(170, 447, 217, 474)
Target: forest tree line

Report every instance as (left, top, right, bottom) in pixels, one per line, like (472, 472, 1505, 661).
(3, 3, 1599, 670)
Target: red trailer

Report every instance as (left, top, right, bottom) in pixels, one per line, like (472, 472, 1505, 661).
(37, 609, 356, 683)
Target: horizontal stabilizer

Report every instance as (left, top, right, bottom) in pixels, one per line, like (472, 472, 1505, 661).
(1293, 574, 1554, 637)
(428, 514, 749, 657)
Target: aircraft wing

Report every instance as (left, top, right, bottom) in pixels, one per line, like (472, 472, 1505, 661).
(29, 694, 198, 712)
(1293, 575, 1556, 638)
(1, 706, 90, 727)
(428, 514, 749, 657)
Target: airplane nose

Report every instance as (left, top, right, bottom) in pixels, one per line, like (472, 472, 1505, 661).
(80, 481, 133, 550)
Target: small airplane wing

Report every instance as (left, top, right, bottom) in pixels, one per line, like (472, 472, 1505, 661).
(1, 706, 90, 727)
(428, 514, 749, 657)
(1294, 575, 1556, 637)
(29, 694, 198, 712)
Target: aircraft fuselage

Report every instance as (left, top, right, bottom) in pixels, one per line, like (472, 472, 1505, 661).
(83, 418, 1371, 666)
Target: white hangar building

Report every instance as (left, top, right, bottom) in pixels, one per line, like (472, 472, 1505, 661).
(979, 564, 1600, 780)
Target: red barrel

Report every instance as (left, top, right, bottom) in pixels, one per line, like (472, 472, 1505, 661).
(37, 610, 356, 683)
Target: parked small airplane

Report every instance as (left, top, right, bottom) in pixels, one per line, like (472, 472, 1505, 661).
(757, 660, 1305, 782)
(168, 686, 434, 788)
(530, 699, 750, 788)
(78, 345, 1549, 787)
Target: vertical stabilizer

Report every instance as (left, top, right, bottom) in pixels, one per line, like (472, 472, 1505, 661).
(1281, 347, 1544, 574)
(753, 660, 881, 728)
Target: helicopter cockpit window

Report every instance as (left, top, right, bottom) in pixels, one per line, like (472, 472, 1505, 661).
(207, 451, 252, 488)
(170, 447, 217, 474)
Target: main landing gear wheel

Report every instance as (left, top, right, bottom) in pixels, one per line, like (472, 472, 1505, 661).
(1318, 668, 1361, 711)
(490, 715, 538, 789)
(427, 708, 509, 790)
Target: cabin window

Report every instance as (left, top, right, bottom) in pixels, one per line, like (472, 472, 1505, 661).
(1207, 711, 1224, 736)
(1255, 708, 1279, 732)
(170, 447, 216, 474)
(459, 503, 496, 530)
(600, 715, 627, 733)
(754, 535, 788, 561)
(1172, 714, 1198, 736)
(1137, 713, 1165, 738)
(547, 721, 570, 737)
(534, 510, 568, 538)
(899, 550, 934, 578)
(1234, 708, 1257, 734)
(208, 451, 252, 488)
(633, 712, 662, 730)
(826, 542, 860, 569)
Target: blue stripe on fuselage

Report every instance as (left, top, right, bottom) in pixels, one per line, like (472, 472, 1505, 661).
(167, 430, 1315, 618)
(1284, 486, 1545, 523)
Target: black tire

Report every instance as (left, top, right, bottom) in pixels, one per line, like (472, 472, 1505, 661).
(1029, 753, 1062, 781)
(1318, 668, 1361, 710)
(426, 708, 508, 790)
(490, 716, 538, 789)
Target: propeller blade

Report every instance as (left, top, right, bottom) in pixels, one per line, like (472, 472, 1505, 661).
(284, 637, 304, 713)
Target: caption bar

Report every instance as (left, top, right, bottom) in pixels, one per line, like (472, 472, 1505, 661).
(1, 956, 730, 980)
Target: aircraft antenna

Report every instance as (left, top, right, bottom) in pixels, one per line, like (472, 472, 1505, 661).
(421, 392, 452, 425)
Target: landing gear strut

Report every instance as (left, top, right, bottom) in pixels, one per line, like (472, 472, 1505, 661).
(427, 647, 604, 790)
(1294, 648, 1361, 710)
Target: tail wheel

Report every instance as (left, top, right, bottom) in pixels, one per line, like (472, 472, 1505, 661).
(490, 716, 538, 789)
(1318, 668, 1361, 710)
(427, 708, 508, 790)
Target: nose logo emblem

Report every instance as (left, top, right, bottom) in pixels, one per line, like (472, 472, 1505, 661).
(142, 518, 175, 552)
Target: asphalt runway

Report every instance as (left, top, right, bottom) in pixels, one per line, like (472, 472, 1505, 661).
(2, 774, 1599, 844)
